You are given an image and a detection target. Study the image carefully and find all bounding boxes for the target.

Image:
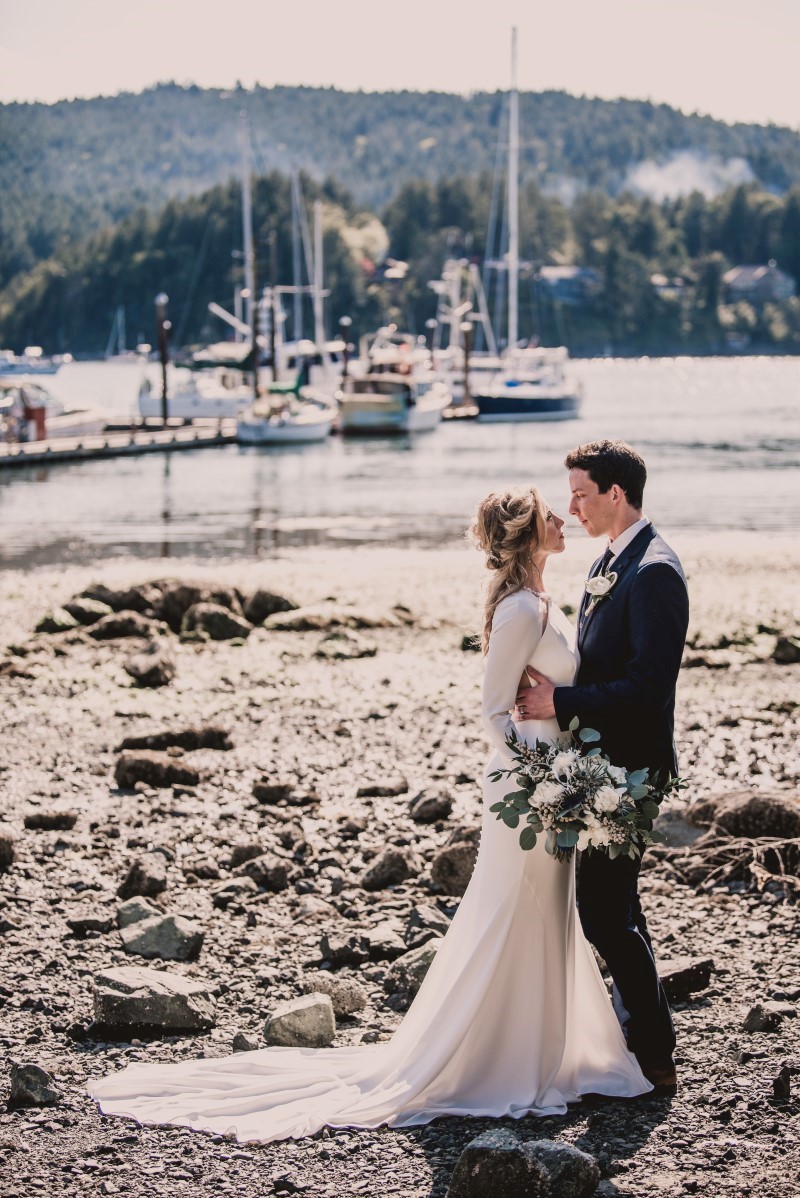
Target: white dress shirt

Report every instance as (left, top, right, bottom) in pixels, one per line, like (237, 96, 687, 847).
(607, 516, 650, 560)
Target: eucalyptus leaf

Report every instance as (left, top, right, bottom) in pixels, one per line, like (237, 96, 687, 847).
(629, 785, 650, 801)
(489, 802, 505, 813)
(642, 801, 660, 819)
(557, 827, 580, 848)
(519, 826, 538, 851)
(585, 747, 602, 757)
(569, 716, 580, 732)
(501, 810, 520, 829)
(545, 828, 559, 855)
(608, 843, 621, 860)
(627, 769, 649, 787)
(579, 727, 602, 743)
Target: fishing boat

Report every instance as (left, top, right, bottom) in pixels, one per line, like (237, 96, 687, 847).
(338, 327, 451, 435)
(476, 346, 582, 422)
(473, 30, 582, 422)
(237, 385, 336, 445)
(0, 380, 108, 440)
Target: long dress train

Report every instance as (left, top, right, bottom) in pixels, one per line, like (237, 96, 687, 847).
(88, 589, 650, 1143)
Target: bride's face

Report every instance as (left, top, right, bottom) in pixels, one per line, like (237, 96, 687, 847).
(542, 507, 566, 554)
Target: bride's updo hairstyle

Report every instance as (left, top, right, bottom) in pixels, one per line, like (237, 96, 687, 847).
(469, 485, 548, 653)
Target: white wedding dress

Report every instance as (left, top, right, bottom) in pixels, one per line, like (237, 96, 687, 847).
(89, 589, 650, 1142)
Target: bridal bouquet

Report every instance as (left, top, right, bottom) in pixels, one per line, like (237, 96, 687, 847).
(489, 718, 683, 862)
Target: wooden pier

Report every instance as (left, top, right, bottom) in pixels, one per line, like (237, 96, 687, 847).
(0, 421, 238, 470)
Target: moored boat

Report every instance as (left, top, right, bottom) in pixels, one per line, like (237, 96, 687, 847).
(338, 326, 451, 435)
(237, 386, 336, 445)
(474, 346, 582, 422)
(0, 380, 108, 440)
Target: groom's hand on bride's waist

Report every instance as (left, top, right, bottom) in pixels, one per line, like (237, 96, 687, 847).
(514, 668, 557, 720)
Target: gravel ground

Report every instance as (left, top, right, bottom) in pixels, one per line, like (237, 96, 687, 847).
(0, 537, 798, 1198)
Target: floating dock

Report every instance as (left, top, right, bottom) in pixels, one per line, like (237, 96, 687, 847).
(0, 421, 238, 470)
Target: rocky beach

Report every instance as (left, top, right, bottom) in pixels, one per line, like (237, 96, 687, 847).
(0, 532, 798, 1198)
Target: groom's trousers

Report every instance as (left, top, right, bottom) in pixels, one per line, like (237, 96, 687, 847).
(577, 848, 676, 1069)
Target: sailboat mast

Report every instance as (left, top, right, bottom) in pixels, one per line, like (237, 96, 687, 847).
(313, 200, 325, 349)
(507, 26, 519, 350)
(240, 111, 256, 335)
(292, 172, 303, 341)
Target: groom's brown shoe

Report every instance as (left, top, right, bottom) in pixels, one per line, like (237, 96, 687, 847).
(642, 1062, 678, 1094)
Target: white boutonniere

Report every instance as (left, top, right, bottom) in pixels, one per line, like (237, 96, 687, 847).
(584, 569, 618, 612)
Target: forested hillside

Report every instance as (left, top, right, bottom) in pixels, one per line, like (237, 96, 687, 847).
(3, 83, 800, 355)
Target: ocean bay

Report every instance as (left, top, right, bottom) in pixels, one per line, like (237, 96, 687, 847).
(1, 355, 798, 568)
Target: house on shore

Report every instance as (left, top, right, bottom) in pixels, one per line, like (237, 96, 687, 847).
(723, 263, 796, 305)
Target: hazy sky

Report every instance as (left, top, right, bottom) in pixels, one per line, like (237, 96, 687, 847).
(1, 0, 797, 128)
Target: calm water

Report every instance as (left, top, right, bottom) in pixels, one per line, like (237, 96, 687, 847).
(1, 357, 798, 567)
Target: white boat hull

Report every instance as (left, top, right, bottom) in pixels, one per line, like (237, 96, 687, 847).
(339, 384, 450, 435)
(237, 411, 335, 444)
(138, 376, 252, 421)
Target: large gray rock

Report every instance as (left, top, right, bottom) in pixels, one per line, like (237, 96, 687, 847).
(124, 640, 176, 688)
(9, 1063, 61, 1108)
(35, 607, 80, 634)
(526, 1141, 600, 1198)
(0, 824, 15, 872)
(181, 602, 252, 641)
(264, 993, 335, 1047)
(742, 1001, 795, 1033)
(446, 1128, 552, 1198)
(384, 938, 442, 1005)
(431, 825, 481, 896)
(118, 726, 233, 753)
(211, 877, 259, 910)
(117, 853, 168, 900)
(243, 588, 299, 625)
(93, 966, 216, 1033)
(264, 604, 402, 632)
(688, 790, 800, 839)
(315, 629, 377, 660)
(23, 808, 78, 831)
(81, 582, 162, 614)
(367, 918, 408, 961)
(154, 581, 244, 632)
(63, 597, 114, 625)
(116, 896, 161, 927)
(65, 907, 114, 937)
(300, 971, 368, 1016)
(119, 914, 204, 961)
(320, 931, 371, 967)
(405, 903, 452, 949)
(409, 787, 453, 824)
(659, 957, 714, 1002)
(114, 750, 204, 791)
(88, 610, 163, 640)
(361, 847, 415, 891)
(773, 634, 800, 664)
(235, 852, 291, 892)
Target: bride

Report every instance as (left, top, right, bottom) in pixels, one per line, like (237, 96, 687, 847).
(89, 485, 650, 1142)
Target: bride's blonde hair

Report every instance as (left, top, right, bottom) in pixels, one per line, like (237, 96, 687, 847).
(469, 485, 548, 653)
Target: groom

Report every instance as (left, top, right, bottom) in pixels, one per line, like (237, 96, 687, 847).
(516, 439, 689, 1092)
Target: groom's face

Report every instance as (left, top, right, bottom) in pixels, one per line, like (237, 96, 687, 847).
(568, 468, 615, 537)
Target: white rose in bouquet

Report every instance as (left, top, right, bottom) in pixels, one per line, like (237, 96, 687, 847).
(591, 824, 612, 846)
(594, 785, 622, 813)
(576, 828, 593, 852)
(531, 780, 563, 807)
(607, 765, 627, 785)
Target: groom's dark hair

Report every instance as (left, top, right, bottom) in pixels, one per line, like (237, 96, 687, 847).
(564, 440, 646, 509)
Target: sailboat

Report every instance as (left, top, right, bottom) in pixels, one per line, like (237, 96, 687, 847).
(474, 29, 582, 422)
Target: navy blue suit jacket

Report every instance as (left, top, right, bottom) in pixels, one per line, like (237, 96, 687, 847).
(553, 525, 689, 777)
